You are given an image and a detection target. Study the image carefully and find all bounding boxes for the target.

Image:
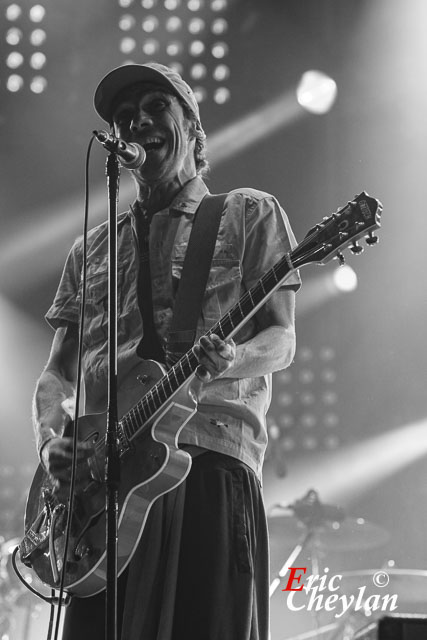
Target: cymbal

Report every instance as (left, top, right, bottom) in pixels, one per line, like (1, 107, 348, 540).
(339, 568, 427, 602)
(268, 514, 390, 551)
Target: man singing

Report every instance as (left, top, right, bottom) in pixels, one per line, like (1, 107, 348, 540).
(33, 62, 301, 639)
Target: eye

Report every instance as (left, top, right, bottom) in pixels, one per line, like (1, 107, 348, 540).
(147, 98, 169, 114)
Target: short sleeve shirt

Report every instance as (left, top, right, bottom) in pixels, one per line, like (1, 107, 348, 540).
(46, 176, 301, 479)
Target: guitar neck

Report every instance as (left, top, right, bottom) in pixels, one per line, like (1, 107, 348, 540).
(119, 191, 383, 442)
(121, 252, 295, 440)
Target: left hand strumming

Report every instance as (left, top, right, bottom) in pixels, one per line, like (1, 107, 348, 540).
(193, 334, 236, 382)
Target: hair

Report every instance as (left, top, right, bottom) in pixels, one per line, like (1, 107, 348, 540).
(180, 100, 210, 178)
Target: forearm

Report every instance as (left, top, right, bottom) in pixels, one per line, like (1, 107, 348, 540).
(226, 325, 296, 379)
(33, 369, 75, 457)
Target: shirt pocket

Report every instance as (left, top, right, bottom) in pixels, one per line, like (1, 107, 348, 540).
(172, 242, 242, 327)
(78, 266, 126, 347)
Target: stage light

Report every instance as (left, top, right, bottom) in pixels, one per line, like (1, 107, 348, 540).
(211, 17, 227, 34)
(166, 40, 183, 56)
(189, 39, 205, 56)
(296, 70, 337, 115)
(190, 62, 207, 80)
(332, 264, 358, 292)
(6, 27, 23, 45)
(277, 392, 293, 408)
(301, 435, 318, 451)
(281, 436, 296, 452)
(29, 28, 46, 46)
(29, 4, 46, 22)
(192, 85, 207, 102)
(321, 368, 337, 383)
(299, 369, 314, 384)
(322, 390, 338, 406)
(6, 51, 24, 69)
(119, 14, 136, 30)
(120, 36, 136, 53)
(278, 415, 294, 429)
(300, 391, 315, 406)
(301, 414, 317, 429)
(6, 73, 23, 91)
(188, 17, 205, 34)
(166, 16, 182, 32)
(116, 0, 230, 109)
(319, 346, 335, 361)
(324, 434, 340, 450)
(142, 15, 159, 32)
(4, 4, 48, 94)
(142, 38, 159, 55)
(213, 63, 229, 81)
(5, 4, 22, 21)
(30, 51, 46, 69)
(298, 346, 314, 362)
(211, 41, 228, 58)
(188, 0, 204, 10)
(324, 413, 339, 428)
(30, 75, 47, 93)
(213, 86, 230, 104)
(211, 0, 227, 9)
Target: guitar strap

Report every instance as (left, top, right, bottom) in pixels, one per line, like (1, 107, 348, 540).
(166, 192, 227, 367)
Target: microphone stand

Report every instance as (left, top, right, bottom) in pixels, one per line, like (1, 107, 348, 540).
(104, 151, 121, 640)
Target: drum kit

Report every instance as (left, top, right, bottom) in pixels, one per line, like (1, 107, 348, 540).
(1, 487, 426, 639)
(268, 490, 427, 640)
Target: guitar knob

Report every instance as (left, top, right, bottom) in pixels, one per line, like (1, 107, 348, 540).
(365, 232, 379, 246)
(335, 251, 345, 266)
(350, 241, 364, 255)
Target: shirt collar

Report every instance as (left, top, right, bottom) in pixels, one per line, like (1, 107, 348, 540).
(124, 175, 209, 227)
(169, 175, 209, 216)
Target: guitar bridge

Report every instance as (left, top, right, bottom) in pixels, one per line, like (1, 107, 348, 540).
(117, 420, 132, 456)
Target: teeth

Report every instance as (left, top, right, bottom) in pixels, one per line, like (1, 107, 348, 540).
(144, 137, 163, 145)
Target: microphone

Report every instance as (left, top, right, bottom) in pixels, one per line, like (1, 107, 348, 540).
(93, 130, 146, 169)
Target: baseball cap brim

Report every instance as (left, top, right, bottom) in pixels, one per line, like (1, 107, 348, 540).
(94, 63, 200, 124)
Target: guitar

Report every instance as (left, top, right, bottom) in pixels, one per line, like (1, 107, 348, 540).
(19, 192, 382, 597)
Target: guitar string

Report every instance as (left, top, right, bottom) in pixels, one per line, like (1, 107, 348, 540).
(90, 209, 366, 462)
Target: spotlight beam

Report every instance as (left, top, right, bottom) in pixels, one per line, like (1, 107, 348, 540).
(263, 419, 427, 510)
(0, 89, 308, 295)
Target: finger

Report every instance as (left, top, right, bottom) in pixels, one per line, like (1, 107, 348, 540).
(196, 340, 221, 371)
(195, 365, 212, 382)
(208, 335, 235, 360)
(199, 336, 216, 351)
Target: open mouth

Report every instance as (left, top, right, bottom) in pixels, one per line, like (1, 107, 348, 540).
(143, 137, 165, 153)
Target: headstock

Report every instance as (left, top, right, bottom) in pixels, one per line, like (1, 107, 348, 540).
(291, 192, 383, 269)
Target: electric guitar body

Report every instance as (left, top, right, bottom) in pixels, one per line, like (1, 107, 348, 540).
(22, 359, 195, 597)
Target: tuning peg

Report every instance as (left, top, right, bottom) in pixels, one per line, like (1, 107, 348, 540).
(350, 241, 364, 255)
(365, 232, 379, 246)
(335, 251, 345, 266)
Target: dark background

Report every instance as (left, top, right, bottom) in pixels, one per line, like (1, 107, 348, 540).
(1, 1, 427, 637)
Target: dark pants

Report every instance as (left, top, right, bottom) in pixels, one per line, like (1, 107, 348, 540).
(62, 452, 269, 640)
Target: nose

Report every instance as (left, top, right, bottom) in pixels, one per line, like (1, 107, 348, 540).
(130, 108, 154, 132)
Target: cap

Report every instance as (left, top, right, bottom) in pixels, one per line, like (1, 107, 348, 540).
(94, 61, 201, 125)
